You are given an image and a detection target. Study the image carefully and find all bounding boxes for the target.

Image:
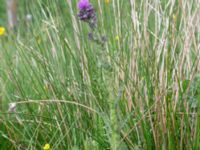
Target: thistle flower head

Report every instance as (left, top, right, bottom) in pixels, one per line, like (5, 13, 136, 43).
(77, 0, 106, 46)
(77, 4, 96, 21)
(77, 0, 96, 29)
(77, 0, 90, 10)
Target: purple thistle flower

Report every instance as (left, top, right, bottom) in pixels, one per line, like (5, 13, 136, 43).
(77, 0, 90, 10)
(77, 0, 96, 29)
(77, 0, 106, 46)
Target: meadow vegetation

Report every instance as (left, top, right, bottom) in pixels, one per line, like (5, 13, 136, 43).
(1, 0, 200, 149)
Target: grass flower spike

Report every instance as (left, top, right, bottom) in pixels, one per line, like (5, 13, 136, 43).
(0, 27, 5, 35)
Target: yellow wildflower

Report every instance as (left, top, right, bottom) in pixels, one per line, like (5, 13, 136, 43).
(115, 35, 119, 41)
(173, 14, 177, 22)
(36, 36, 41, 44)
(0, 27, 5, 36)
(105, 0, 110, 3)
(43, 143, 50, 150)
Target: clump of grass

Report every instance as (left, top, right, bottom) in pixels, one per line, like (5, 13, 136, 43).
(1, 0, 200, 149)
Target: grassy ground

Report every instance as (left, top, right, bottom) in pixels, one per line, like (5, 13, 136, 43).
(1, 0, 200, 149)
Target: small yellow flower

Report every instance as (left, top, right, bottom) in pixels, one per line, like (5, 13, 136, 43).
(115, 35, 119, 41)
(43, 143, 50, 150)
(0, 27, 5, 36)
(105, 0, 110, 3)
(36, 36, 41, 44)
(173, 14, 177, 22)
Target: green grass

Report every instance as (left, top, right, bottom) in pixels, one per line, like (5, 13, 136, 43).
(1, 0, 200, 149)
